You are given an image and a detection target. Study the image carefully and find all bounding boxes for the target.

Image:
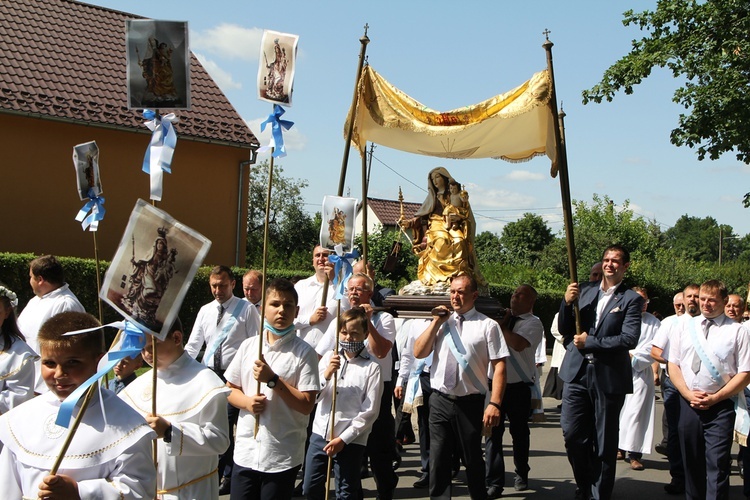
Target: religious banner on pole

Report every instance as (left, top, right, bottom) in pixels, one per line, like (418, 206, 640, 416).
(100, 199, 210, 339)
(73, 141, 103, 200)
(257, 30, 299, 107)
(126, 19, 190, 110)
(320, 196, 358, 253)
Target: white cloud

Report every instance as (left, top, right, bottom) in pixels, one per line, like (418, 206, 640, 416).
(191, 24, 264, 61)
(246, 117, 308, 152)
(504, 170, 545, 181)
(194, 52, 242, 91)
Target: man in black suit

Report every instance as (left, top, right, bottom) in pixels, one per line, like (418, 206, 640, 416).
(558, 245, 643, 500)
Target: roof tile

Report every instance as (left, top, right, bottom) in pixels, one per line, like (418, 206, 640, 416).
(0, 0, 258, 148)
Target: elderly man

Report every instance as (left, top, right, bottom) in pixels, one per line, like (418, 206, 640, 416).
(558, 245, 643, 500)
(17, 255, 85, 392)
(725, 294, 744, 321)
(185, 265, 260, 495)
(673, 292, 686, 316)
(316, 272, 398, 499)
(415, 274, 509, 500)
(668, 280, 750, 499)
(485, 284, 543, 498)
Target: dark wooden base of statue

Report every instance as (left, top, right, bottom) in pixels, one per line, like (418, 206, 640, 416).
(382, 294, 505, 321)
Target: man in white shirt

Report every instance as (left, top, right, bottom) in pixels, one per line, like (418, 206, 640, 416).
(294, 245, 337, 348)
(668, 279, 750, 499)
(415, 274, 509, 500)
(184, 265, 260, 495)
(725, 294, 744, 321)
(316, 272, 398, 500)
(651, 283, 700, 495)
(485, 284, 543, 498)
(17, 255, 85, 392)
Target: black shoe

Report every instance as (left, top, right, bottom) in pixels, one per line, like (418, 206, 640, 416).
(574, 488, 590, 500)
(487, 485, 503, 499)
(654, 443, 668, 456)
(452, 463, 460, 478)
(292, 480, 304, 497)
(413, 473, 429, 489)
(514, 474, 528, 491)
(360, 464, 370, 479)
(663, 481, 685, 495)
(218, 476, 231, 495)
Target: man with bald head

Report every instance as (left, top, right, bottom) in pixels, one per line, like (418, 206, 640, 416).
(725, 294, 744, 322)
(589, 262, 603, 282)
(673, 293, 685, 316)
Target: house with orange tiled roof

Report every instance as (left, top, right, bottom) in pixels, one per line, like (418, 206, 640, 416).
(0, 0, 259, 266)
(355, 197, 422, 236)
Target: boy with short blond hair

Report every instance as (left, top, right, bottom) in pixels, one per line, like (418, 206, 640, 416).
(0, 311, 156, 499)
(225, 278, 320, 499)
(304, 307, 383, 499)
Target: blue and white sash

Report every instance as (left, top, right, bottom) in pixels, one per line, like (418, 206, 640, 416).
(203, 300, 247, 365)
(687, 318, 750, 445)
(444, 321, 486, 394)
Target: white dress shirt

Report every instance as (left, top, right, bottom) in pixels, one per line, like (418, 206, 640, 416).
(185, 295, 260, 370)
(294, 274, 340, 347)
(504, 312, 544, 384)
(428, 308, 509, 396)
(312, 349, 383, 446)
(668, 313, 750, 394)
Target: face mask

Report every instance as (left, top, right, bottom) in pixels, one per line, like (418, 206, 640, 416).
(340, 340, 366, 354)
(264, 320, 295, 337)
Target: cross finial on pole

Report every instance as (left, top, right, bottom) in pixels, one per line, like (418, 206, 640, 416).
(543, 28, 551, 41)
(364, 23, 369, 37)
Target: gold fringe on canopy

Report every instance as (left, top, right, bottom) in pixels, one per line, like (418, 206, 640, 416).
(345, 66, 558, 174)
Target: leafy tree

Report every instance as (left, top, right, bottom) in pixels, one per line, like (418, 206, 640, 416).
(582, 0, 750, 169)
(474, 231, 503, 266)
(246, 160, 317, 268)
(499, 213, 554, 266)
(664, 215, 739, 262)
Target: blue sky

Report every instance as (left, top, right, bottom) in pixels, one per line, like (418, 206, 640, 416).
(88, 0, 750, 238)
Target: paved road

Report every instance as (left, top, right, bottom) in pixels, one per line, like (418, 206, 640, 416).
(223, 394, 746, 498)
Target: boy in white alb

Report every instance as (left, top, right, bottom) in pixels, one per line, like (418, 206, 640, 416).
(120, 318, 230, 499)
(0, 312, 156, 499)
(225, 279, 320, 499)
(304, 307, 383, 499)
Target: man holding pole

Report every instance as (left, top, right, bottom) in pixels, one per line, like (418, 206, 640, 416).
(558, 244, 643, 500)
(295, 245, 338, 348)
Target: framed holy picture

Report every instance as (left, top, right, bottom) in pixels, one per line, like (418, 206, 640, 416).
(320, 196, 358, 253)
(126, 19, 191, 110)
(72, 141, 103, 200)
(257, 30, 298, 107)
(100, 199, 211, 339)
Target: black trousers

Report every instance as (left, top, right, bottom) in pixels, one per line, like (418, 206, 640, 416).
(678, 397, 734, 499)
(366, 380, 398, 499)
(560, 365, 625, 500)
(485, 381, 532, 489)
(230, 463, 300, 500)
(429, 391, 487, 500)
(662, 375, 685, 484)
(417, 371, 433, 473)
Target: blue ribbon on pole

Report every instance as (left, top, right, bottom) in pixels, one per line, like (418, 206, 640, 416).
(56, 321, 148, 428)
(74, 188, 106, 231)
(141, 109, 178, 201)
(328, 249, 360, 299)
(258, 104, 294, 158)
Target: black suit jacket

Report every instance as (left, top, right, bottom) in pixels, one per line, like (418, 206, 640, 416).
(558, 282, 643, 394)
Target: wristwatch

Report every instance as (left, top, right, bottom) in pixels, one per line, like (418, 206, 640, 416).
(267, 373, 280, 389)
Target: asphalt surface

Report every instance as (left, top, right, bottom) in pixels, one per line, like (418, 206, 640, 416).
(221, 394, 747, 499)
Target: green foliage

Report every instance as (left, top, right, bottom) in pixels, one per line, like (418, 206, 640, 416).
(663, 215, 741, 262)
(246, 160, 319, 269)
(354, 225, 417, 290)
(474, 231, 503, 265)
(582, 0, 750, 166)
(499, 213, 554, 266)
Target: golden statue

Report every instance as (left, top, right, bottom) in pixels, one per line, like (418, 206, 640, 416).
(400, 167, 486, 288)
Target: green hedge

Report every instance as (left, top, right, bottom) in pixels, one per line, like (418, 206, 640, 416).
(0, 253, 568, 351)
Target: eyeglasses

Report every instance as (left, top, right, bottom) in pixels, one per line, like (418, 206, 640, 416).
(347, 287, 367, 294)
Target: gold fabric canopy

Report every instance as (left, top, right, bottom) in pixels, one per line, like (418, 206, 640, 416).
(346, 66, 558, 175)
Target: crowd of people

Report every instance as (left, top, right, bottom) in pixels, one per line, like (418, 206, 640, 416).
(1, 246, 749, 499)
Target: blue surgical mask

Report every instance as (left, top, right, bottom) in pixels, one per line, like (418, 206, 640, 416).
(264, 320, 295, 337)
